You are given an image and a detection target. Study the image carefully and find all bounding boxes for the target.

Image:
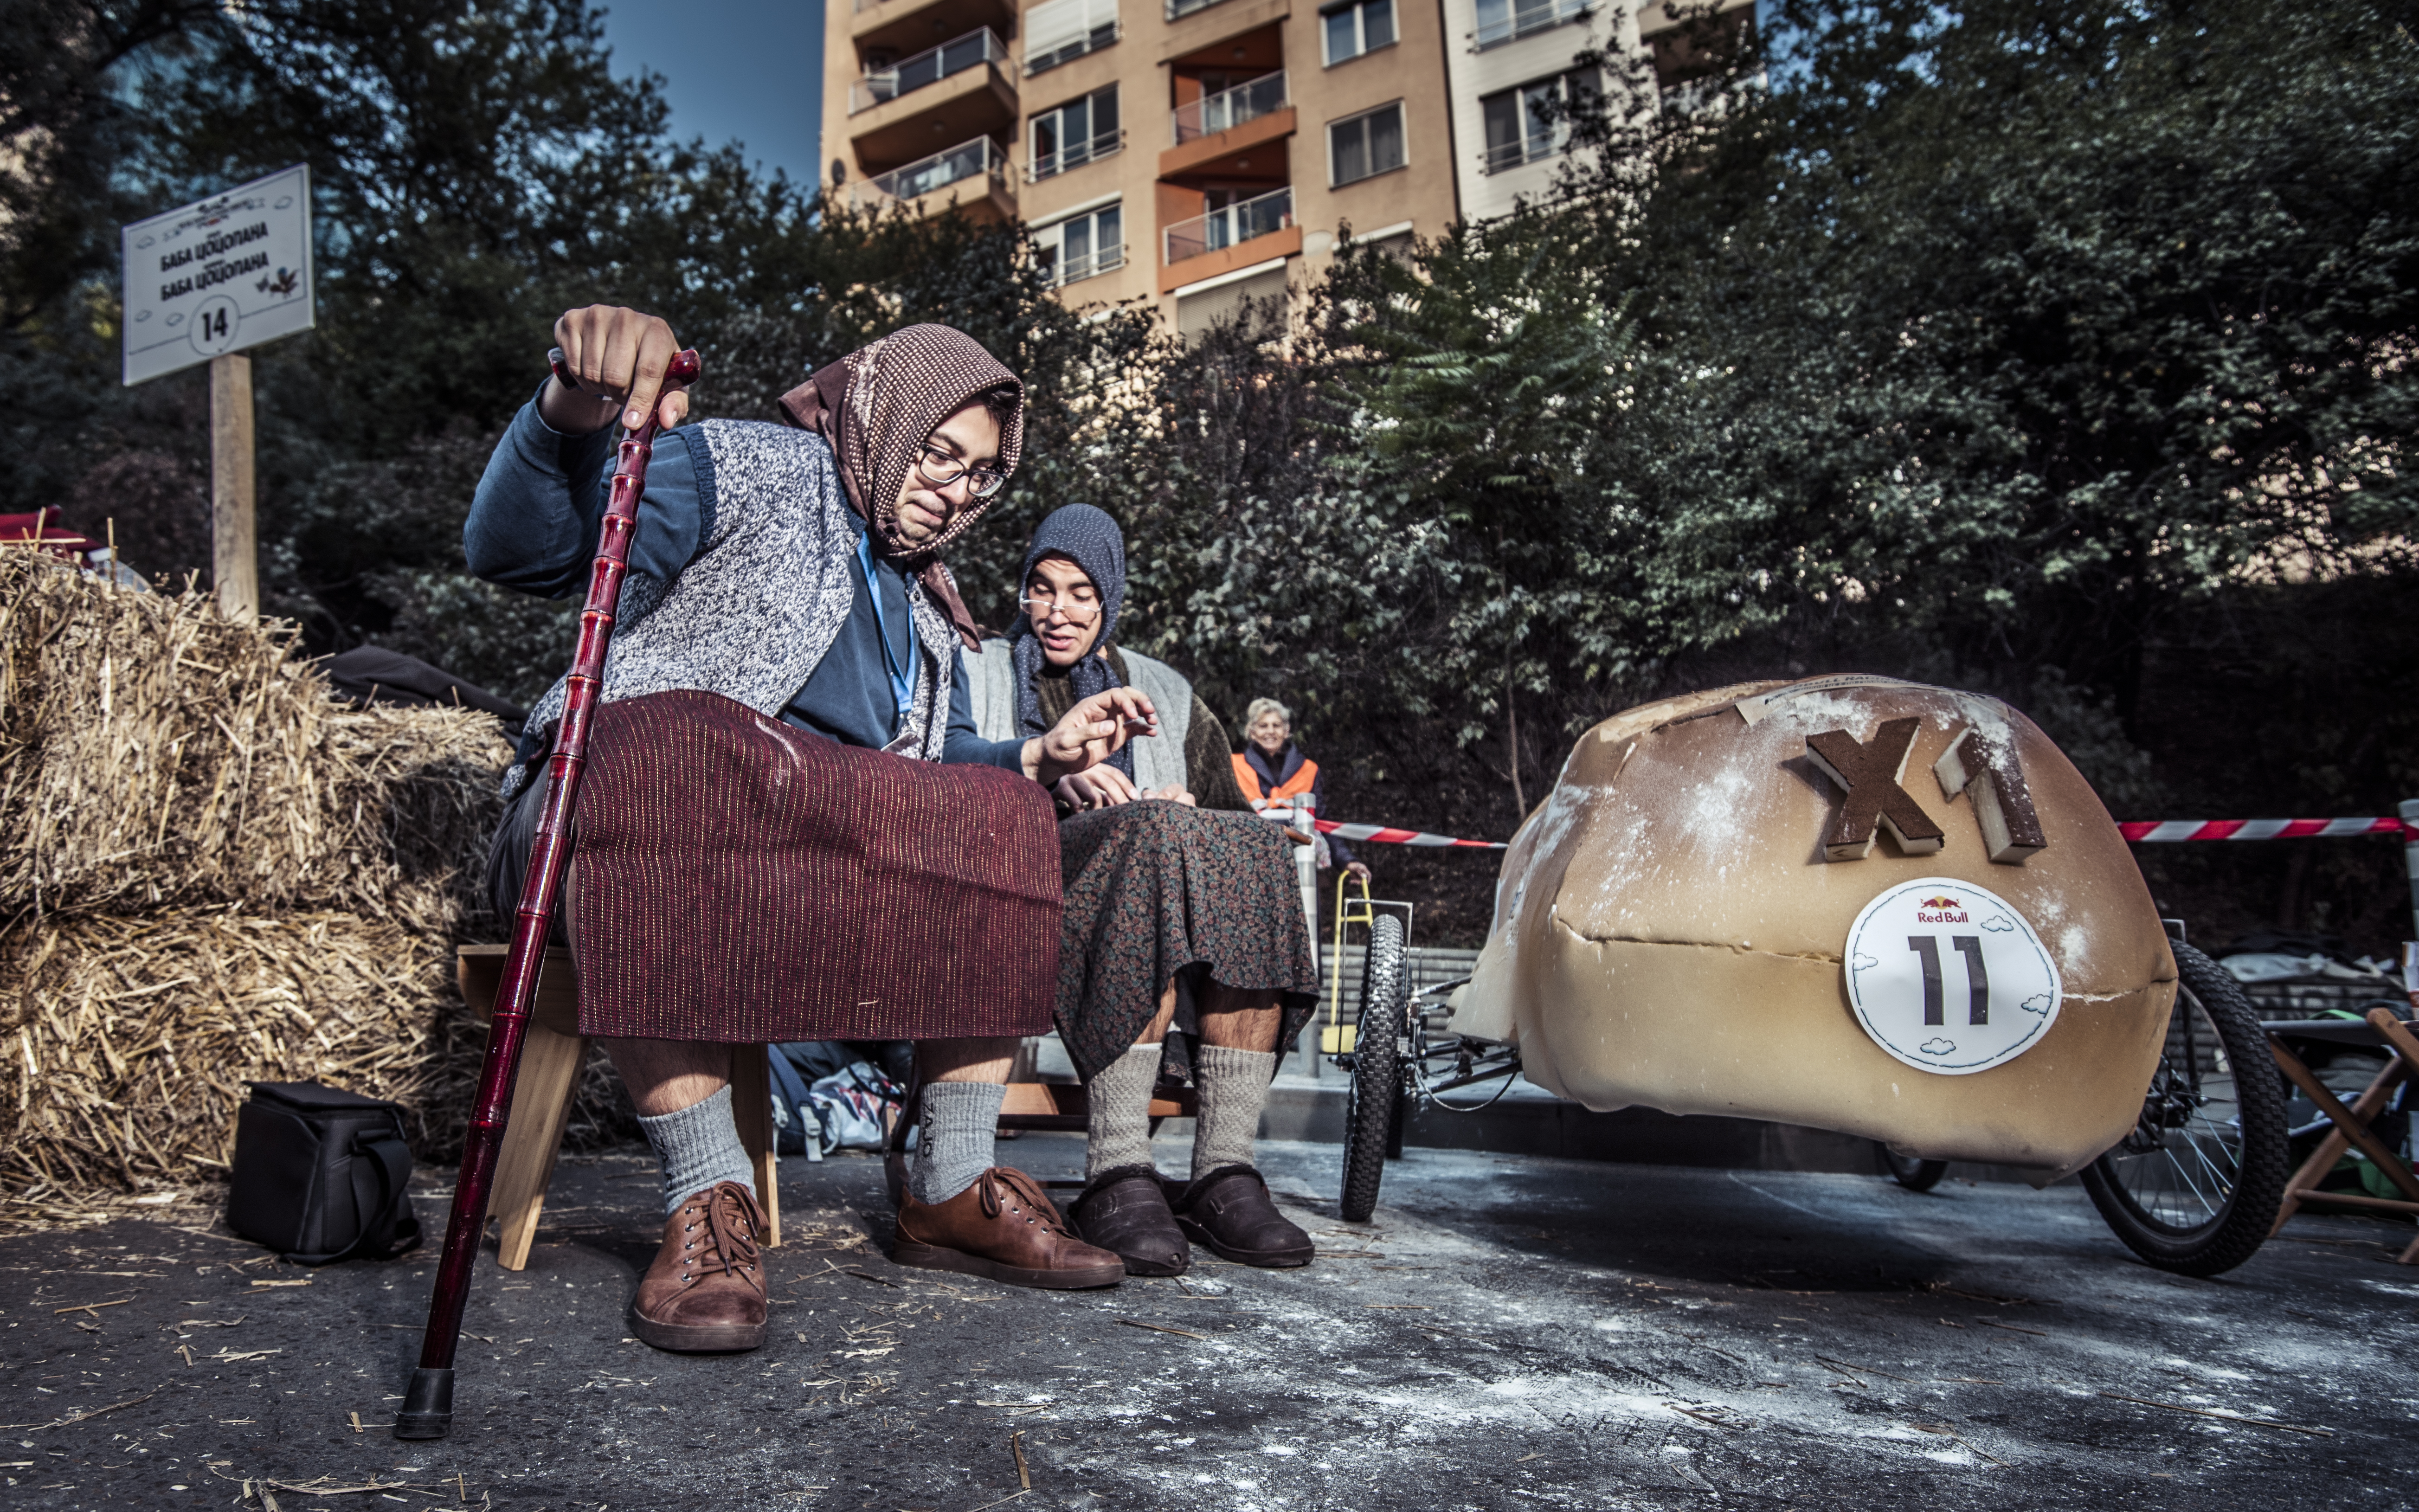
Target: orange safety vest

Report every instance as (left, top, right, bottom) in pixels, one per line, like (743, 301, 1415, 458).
(1232, 752, 1319, 812)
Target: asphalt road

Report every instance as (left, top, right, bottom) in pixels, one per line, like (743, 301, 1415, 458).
(2, 1135, 2413, 1512)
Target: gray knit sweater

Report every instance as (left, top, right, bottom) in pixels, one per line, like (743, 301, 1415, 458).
(503, 419, 962, 799)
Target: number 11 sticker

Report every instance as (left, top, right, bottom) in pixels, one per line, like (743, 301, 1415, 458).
(1843, 877, 2062, 1074)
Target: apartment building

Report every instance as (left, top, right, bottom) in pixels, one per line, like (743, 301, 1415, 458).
(821, 0, 1462, 332)
(817, 0, 1742, 327)
(1439, 0, 1757, 221)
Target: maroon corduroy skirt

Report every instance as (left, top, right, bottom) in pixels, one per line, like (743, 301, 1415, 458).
(566, 689, 1062, 1043)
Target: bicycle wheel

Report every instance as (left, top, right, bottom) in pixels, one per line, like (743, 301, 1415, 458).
(1875, 1144, 1949, 1192)
(2078, 940, 2288, 1276)
(1339, 914, 1407, 1223)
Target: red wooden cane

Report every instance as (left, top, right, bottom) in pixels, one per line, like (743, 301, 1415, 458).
(396, 347, 701, 1441)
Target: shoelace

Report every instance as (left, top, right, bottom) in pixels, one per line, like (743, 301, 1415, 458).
(681, 1182, 763, 1283)
(976, 1168, 1070, 1235)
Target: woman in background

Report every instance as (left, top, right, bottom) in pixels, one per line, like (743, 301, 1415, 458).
(1234, 698, 1371, 884)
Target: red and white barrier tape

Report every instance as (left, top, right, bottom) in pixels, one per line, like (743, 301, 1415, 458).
(1313, 818, 1506, 850)
(2118, 817, 2413, 843)
(1256, 805, 1506, 850)
(1263, 811, 2418, 851)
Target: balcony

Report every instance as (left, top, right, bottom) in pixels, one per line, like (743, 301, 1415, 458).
(850, 0, 1016, 59)
(1027, 128, 1126, 182)
(1165, 186, 1292, 264)
(1480, 133, 1560, 174)
(1025, 0, 1120, 74)
(850, 28, 1009, 114)
(1045, 242, 1129, 288)
(1473, 0, 1589, 49)
(853, 136, 1015, 222)
(1172, 70, 1285, 143)
(848, 27, 1018, 171)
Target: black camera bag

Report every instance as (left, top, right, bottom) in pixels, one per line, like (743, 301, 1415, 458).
(228, 1081, 422, 1265)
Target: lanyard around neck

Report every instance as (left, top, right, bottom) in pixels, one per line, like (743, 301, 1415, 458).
(856, 530, 915, 731)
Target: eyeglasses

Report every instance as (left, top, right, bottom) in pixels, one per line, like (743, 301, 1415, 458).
(915, 443, 1008, 499)
(1019, 594, 1101, 625)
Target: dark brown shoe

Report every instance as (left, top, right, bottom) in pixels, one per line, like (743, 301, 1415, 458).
(630, 1181, 767, 1352)
(1068, 1165, 1189, 1277)
(894, 1167, 1125, 1290)
(1167, 1165, 1313, 1268)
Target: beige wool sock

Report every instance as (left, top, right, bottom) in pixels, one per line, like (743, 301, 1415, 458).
(1191, 1045, 1275, 1180)
(1085, 1041, 1163, 1181)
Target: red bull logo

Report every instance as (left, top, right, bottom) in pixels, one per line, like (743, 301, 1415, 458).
(1914, 893, 1969, 923)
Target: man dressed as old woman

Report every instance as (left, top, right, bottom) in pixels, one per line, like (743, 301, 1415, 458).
(466, 307, 1143, 1355)
(969, 504, 1323, 1274)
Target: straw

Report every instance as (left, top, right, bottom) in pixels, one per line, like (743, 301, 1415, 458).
(0, 553, 510, 933)
(0, 554, 637, 1201)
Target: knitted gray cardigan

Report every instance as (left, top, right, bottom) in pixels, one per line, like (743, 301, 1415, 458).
(505, 420, 960, 800)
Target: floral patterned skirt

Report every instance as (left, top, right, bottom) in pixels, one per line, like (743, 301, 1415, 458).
(1053, 802, 1319, 1083)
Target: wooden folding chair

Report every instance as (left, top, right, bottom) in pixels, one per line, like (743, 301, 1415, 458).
(2266, 1006, 2419, 1264)
(456, 944, 779, 1269)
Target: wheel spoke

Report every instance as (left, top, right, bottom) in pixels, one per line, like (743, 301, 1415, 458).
(2104, 985, 2256, 1233)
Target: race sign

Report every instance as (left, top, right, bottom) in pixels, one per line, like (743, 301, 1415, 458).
(1842, 877, 2062, 1075)
(121, 165, 314, 385)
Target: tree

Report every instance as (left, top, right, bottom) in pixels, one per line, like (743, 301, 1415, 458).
(1560, 0, 2419, 728)
(0, 1, 1154, 698)
(1316, 216, 1644, 815)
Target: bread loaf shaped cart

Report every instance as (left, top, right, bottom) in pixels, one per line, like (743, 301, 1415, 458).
(1336, 675, 2288, 1275)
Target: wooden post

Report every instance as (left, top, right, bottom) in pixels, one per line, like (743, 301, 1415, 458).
(209, 352, 257, 622)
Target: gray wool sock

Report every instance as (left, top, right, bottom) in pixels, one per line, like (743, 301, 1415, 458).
(637, 1085, 756, 1217)
(909, 1081, 1005, 1206)
(1085, 1041, 1164, 1181)
(1191, 1045, 1275, 1180)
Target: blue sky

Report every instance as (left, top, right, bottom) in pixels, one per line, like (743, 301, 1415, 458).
(598, 1, 828, 187)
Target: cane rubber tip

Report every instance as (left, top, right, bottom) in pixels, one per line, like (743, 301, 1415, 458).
(393, 1367, 454, 1440)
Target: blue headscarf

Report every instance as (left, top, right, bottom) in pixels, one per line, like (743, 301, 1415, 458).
(1011, 504, 1132, 779)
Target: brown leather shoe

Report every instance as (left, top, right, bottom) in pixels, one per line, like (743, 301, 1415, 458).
(630, 1181, 767, 1352)
(1167, 1165, 1313, 1268)
(894, 1167, 1125, 1290)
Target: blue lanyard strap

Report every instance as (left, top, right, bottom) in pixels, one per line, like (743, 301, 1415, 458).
(857, 531, 916, 732)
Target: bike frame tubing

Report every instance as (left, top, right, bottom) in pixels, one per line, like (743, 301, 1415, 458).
(396, 348, 701, 1441)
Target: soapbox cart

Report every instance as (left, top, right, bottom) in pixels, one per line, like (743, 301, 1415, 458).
(1326, 676, 2298, 1279)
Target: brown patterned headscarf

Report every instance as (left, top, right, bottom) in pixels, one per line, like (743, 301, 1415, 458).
(778, 324, 1024, 649)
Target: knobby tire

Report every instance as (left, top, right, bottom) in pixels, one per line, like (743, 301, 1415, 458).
(2078, 940, 2289, 1277)
(1340, 914, 1407, 1223)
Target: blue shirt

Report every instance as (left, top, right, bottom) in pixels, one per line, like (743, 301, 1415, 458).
(463, 392, 1026, 770)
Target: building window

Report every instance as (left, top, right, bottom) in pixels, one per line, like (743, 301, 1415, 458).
(1472, 0, 1588, 51)
(1479, 70, 1595, 174)
(1036, 204, 1126, 287)
(1030, 85, 1122, 181)
(1322, 0, 1395, 65)
(1329, 102, 1405, 187)
(1024, 0, 1120, 76)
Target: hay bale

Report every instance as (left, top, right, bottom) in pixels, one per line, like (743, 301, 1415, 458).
(0, 909, 449, 1191)
(0, 909, 636, 1195)
(0, 552, 513, 932)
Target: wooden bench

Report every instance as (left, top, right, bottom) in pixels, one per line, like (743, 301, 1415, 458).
(458, 946, 1184, 1255)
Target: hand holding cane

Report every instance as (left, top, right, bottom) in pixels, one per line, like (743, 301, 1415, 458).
(397, 345, 701, 1441)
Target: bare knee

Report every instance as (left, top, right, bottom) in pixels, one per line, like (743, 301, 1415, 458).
(1199, 981, 1282, 1052)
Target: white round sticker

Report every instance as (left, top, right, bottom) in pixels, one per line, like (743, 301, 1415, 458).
(1843, 877, 2061, 1075)
(188, 295, 241, 357)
